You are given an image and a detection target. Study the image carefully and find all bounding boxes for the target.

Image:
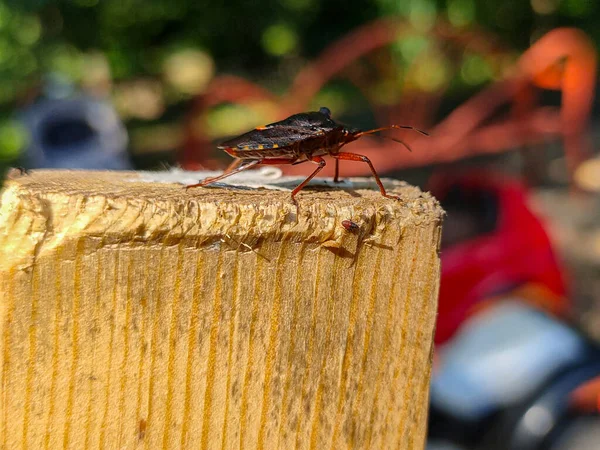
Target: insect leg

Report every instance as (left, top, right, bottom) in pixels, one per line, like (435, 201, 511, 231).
(333, 159, 340, 183)
(290, 156, 326, 205)
(185, 159, 260, 189)
(222, 158, 244, 174)
(332, 152, 399, 200)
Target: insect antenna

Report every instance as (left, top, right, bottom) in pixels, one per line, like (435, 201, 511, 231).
(356, 125, 429, 137)
(354, 125, 429, 152)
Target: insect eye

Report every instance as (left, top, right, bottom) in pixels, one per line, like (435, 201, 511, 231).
(319, 107, 331, 118)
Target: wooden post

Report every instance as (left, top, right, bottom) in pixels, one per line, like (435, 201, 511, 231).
(0, 169, 442, 449)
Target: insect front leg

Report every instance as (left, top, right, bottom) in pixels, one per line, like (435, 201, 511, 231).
(289, 156, 326, 206)
(222, 158, 245, 174)
(332, 152, 400, 200)
(185, 159, 260, 189)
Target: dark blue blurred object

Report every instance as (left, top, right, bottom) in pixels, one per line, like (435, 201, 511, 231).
(428, 300, 600, 450)
(20, 96, 131, 170)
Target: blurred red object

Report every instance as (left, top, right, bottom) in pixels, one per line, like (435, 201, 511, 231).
(429, 171, 569, 344)
(181, 21, 596, 181)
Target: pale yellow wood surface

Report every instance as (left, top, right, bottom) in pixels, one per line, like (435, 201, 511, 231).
(0, 170, 443, 449)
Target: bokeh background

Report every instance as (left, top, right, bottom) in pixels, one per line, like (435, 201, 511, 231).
(3, 1, 600, 449)
(0, 0, 597, 172)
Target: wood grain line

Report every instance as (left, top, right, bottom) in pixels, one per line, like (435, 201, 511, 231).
(162, 242, 185, 448)
(63, 239, 84, 448)
(239, 251, 265, 450)
(293, 248, 324, 450)
(275, 243, 306, 448)
(390, 234, 425, 442)
(257, 243, 287, 450)
(84, 241, 102, 449)
(406, 243, 438, 449)
(329, 246, 367, 449)
(117, 253, 133, 448)
(200, 248, 224, 450)
(1, 267, 15, 449)
(308, 247, 342, 450)
(144, 244, 166, 450)
(350, 244, 384, 436)
(411, 239, 441, 442)
(22, 264, 39, 447)
(221, 245, 241, 449)
(364, 246, 406, 447)
(136, 248, 151, 445)
(44, 247, 63, 449)
(98, 247, 120, 448)
(381, 234, 421, 436)
(179, 243, 204, 448)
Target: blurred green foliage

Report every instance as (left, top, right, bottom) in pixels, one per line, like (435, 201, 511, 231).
(0, 0, 597, 96)
(0, 0, 596, 166)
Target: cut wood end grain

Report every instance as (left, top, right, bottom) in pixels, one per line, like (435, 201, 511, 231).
(0, 169, 443, 271)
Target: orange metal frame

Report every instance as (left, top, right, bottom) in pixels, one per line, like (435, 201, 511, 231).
(182, 20, 597, 181)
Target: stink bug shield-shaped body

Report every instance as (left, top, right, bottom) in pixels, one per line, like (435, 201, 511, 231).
(186, 107, 428, 204)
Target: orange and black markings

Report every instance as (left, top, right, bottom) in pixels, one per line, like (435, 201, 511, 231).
(186, 106, 429, 205)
